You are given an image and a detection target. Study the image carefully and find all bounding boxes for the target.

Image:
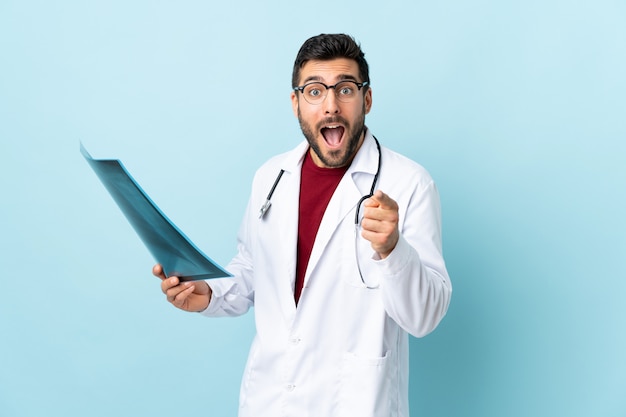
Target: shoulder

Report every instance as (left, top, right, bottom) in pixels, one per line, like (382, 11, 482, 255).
(247, 141, 307, 202)
(254, 141, 307, 179)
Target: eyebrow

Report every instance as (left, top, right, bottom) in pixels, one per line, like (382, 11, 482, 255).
(301, 74, 359, 85)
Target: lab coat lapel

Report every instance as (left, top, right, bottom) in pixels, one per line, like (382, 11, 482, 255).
(304, 177, 360, 281)
(303, 132, 379, 286)
(278, 166, 301, 312)
(269, 143, 307, 316)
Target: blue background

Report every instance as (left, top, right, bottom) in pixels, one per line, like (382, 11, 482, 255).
(1, 1, 625, 416)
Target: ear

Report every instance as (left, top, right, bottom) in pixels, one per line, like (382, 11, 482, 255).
(291, 90, 299, 117)
(364, 87, 373, 114)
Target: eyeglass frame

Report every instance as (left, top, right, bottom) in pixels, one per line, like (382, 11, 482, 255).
(293, 80, 370, 104)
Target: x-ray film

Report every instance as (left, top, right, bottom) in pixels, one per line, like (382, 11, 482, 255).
(81, 143, 232, 281)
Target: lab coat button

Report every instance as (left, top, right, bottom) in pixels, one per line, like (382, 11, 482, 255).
(285, 384, 295, 392)
(289, 337, 301, 345)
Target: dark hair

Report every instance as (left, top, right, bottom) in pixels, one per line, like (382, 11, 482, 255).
(291, 34, 370, 89)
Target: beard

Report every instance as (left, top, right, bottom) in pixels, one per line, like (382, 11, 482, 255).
(297, 106, 367, 168)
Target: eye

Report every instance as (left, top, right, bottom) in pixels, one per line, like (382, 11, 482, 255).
(338, 83, 355, 96)
(304, 83, 324, 98)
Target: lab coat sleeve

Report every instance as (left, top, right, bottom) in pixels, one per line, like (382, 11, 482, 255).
(201, 197, 256, 318)
(375, 180, 452, 337)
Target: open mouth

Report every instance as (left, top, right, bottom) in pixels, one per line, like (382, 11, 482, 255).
(320, 125, 345, 148)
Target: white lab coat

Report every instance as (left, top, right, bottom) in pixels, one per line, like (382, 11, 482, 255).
(203, 130, 452, 417)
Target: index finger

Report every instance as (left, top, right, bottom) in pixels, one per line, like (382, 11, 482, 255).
(367, 190, 398, 210)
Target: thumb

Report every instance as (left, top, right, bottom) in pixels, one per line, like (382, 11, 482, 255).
(152, 264, 167, 280)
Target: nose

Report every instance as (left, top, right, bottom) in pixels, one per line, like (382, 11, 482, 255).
(322, 88, 341, 114)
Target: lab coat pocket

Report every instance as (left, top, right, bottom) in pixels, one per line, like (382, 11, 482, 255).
(336, 350, 396, 417)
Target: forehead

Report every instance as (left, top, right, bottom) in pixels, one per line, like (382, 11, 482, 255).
(298, 58, 360, 84)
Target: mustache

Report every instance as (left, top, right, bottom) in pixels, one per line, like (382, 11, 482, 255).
(316, 116, 349, 130)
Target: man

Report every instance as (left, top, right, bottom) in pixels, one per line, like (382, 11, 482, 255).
(154, 33, 452, 417)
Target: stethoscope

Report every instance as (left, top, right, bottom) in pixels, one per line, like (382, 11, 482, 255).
(259, 136, 382, 288)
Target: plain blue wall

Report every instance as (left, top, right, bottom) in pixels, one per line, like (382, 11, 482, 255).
(1, 1, 624, 416)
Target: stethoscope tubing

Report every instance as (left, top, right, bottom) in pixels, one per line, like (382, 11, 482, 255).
(260, 136, 381, 220)
(354, 136, 381, 225)
(259, 136, 382, 288)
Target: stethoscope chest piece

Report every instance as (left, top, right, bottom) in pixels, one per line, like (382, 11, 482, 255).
(259, 169, 285, 219)
(259, 199, 272, 219)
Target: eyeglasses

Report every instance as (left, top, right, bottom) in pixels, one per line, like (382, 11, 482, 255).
(293, 80, 369, 105)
